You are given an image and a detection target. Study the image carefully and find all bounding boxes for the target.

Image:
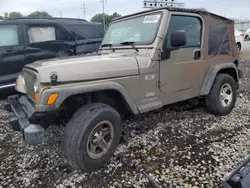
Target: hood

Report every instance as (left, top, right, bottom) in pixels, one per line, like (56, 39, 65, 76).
(25, 53, 139, 83)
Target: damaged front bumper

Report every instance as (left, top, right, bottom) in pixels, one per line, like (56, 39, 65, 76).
(224, 156, 250, 188)
(4, 94, 46, 145)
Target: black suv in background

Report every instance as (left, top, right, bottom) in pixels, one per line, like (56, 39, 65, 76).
(0, 17, 104, 90)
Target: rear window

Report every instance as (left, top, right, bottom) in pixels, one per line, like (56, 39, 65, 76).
(0, 25, 19, 47)
(69, 24, 104, 39)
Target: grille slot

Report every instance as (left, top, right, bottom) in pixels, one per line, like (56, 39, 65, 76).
(23, 69, 36, 100)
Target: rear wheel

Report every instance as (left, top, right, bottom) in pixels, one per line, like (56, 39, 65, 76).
(205, 74, 237, 116)
(62, 103, 122, 172)
(245, 35, 249, 41)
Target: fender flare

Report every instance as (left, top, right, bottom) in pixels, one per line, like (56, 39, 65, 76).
(36, 81, 140, 115)
(200, 63, 240, 96)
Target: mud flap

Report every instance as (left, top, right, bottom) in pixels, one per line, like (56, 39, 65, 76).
(224, 156, 250, 188)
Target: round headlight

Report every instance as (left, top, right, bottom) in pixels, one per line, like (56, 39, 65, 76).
(33, 79, 39, 92)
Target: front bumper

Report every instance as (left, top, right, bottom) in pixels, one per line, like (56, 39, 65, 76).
(4, 95, 45, 145)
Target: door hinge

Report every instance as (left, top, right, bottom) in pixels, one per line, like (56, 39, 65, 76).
(157, 80, 161, 87)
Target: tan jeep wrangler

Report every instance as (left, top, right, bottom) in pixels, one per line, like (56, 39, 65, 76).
(5, 7, 243, 172)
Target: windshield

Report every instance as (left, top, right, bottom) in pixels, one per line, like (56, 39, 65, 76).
(102, 13, 162, 46)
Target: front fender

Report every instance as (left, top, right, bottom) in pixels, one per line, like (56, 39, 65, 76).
(200, 63, 240, 96)
(35, 81, 139, 115)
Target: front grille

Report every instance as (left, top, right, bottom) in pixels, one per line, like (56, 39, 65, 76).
(23, 69, 36, 100)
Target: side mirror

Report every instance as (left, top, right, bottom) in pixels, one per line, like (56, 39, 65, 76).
(171, 30, 187, 47)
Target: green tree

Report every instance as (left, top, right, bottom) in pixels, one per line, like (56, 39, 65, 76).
(91, 12, 121, 28)
(0, 16, 3, 19)
(28, 11, 52, 18)
(109, 12, 121, 21)
(4, 12, 23, 19)
(4, 12, 8, 19)
(91, 13, 104, 23)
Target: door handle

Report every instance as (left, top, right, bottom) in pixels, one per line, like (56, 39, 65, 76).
(25, 47, 42, 53)
(194, 49, 201, 60)
(3, 50, 18, 55)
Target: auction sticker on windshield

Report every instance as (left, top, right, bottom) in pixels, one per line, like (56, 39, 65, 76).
(143, 15, 161, 23)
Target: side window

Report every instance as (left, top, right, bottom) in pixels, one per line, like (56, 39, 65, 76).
(27, 25, 69, 43)
(56, 27, 69, 41)
(28, 26, 56, 43)
(208, 17, 230, 55)
(0, 25, 19, 47)
(69, 24, 104, 39)
(167, 15, 202, 48)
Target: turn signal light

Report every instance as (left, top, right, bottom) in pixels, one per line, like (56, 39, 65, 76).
(16, 79, 18, 85)
(47, 93, 59, 105)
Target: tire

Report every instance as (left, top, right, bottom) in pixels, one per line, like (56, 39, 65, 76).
(205, 74, 237, 116)
(246, 35, 249, 41)
(62, 103, 122, 172)
(236, 42, 241, 54)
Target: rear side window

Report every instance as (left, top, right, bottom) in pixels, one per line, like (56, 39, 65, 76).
(208, 17, 230, 55)
(28, 26, 56, 43)
(69, 24, 104, 39)
(167, 15, 202, 48)
(0, 25, 19, 47)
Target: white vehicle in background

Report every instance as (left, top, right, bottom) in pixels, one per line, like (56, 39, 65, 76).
(235, 29, 244, 54)
(244, 27, 250, 41)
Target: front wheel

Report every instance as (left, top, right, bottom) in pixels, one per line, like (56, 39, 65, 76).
(62, 103, 122, 172)
(205, 74, 237, 116)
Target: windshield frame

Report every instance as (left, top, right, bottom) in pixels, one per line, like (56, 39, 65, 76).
(101, 11, 163, 47)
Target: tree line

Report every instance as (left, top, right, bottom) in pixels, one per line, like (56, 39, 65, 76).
(90, 12, 121, 27)
(0, 11, 52, 19)
(0, 11, 121, 27)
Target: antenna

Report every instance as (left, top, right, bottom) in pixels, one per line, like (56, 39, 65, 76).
(81, 0, 87, 20)
(100, 0, 107, 30)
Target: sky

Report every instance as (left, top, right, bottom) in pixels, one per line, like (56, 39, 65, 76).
(0, 0, 250, 21)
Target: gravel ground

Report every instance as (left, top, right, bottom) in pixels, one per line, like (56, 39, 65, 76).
(1, 43, 250, 188)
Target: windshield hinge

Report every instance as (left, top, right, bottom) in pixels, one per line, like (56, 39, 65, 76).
(157, 80, 161, 87)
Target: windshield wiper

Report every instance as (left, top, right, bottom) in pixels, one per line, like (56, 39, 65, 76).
(101, 43, 115, 52)
(120, 41, 139, 52)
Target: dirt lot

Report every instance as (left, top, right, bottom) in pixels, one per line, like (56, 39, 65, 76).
(1, 43, 250, 188)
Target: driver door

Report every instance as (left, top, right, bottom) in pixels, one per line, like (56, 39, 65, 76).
(160, 14, 205, 103)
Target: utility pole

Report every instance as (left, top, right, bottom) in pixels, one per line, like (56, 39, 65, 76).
(81, 0, 87, 20)
(100, 0, 107, 30)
